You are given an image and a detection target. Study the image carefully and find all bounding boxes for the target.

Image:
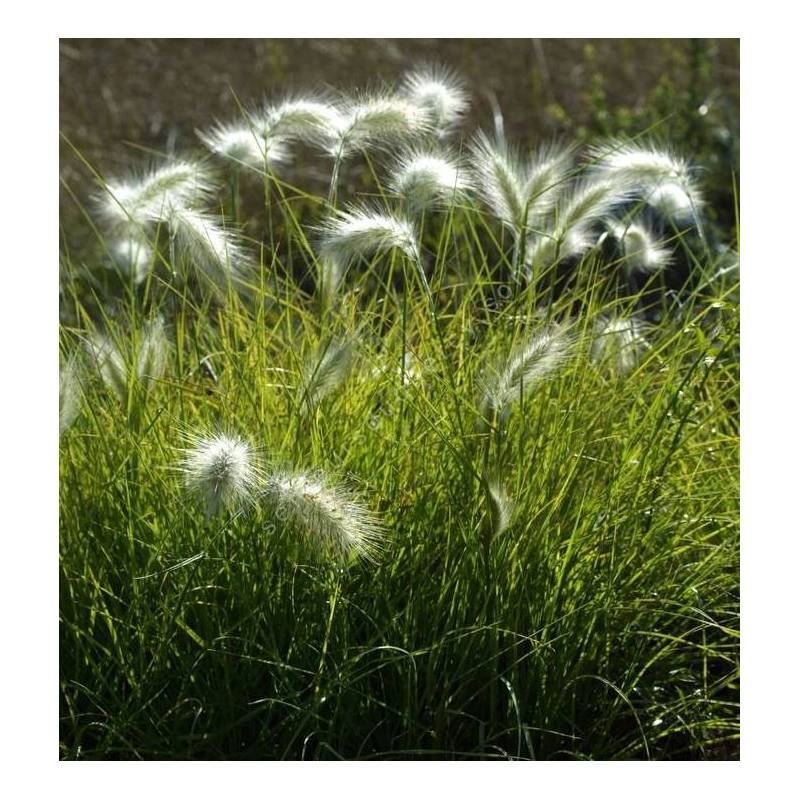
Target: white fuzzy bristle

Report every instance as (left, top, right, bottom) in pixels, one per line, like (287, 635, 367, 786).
(318, 205, 419, 265)
(591, 315, 651, 375)
(481, 327, 574, 423)
(179, 432, 260, 517)
(402, 65, 469, 137)
(389, 149, 472, 213)
(265, 470, 384, 563)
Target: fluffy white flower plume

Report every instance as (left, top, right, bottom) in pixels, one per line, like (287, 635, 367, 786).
(317, 205, 420, 265)
(522, 144, 576, 221)
(316, 255, 347, 309)
(470, 132, 528, 233)
(260, 97, 342, 143)
(470, 133, 573, 233)
(402, 65, 470, 137)
(99, 159, 215, 231)
(264, 469, 384, 562)
(525, 177, 630, 273)
(321, 93, 430, 158)
(59, 359, 81, 437)
(98, 158, 250, 291)
(86, 319, 169, 402)
(480, 326, 575, 423)
(299, 338, 357, 411)
(591, 315, 651, 375)
(137, 318, 170, 389)
(86, 335, 128, 402)
(605, 220, 673, 276)
(198, 120, 291, 171)
(589, 140, 704, 222)
(388, 149, 472, 214)
(179, 431, 261, 517)
(110, 235, 153, 285)
(487, 480, 514, 540)
(169, 207, 249, 291)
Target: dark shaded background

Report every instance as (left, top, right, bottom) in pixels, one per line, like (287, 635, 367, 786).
(60, 38, 739, 249)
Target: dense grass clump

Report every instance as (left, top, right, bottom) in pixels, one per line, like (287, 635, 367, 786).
(59, 65, 739, 760)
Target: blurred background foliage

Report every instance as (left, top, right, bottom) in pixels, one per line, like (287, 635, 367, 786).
(60, 38, 739, 254)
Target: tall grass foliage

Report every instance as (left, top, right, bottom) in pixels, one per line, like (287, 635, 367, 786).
(59, 64, 739, 760)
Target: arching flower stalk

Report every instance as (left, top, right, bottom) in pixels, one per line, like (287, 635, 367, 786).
(263, 469, 384, 563)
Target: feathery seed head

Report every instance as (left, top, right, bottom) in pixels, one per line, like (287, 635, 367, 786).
(198, 121, 290, 171)
(589, 140, 704, 222)
(470, 131, 528, 231)
(646, 180, 704, 221)
(555, 177, 631, 234)
(316, 255, 347, 308)
(86, 334, 128, 402)
(606, 220, 672, 275)
(389, 149, 472, 213)
(261, 97, 342, 143)
(59, 359, 81, 437)
(265, 469, 384, 563)
(522, 143, 575, 222)
(590, 140, 691, 185)
(169, 207, 249, 291)
(111, 235, 153, 284)
(137, 318, 170, 390)
(86, 319, 169, 402)
(318, 206, 419, 265)
(402, 65, 470, 137)
(487, 480, 514, 540)
(323, 93, 430, 157)
(480, 326, 574, 423)
(99, 159, 215, 230)
(299, 337, 357, 412)
(591, 315, 651, 376)
(179, 432, 260, 517)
